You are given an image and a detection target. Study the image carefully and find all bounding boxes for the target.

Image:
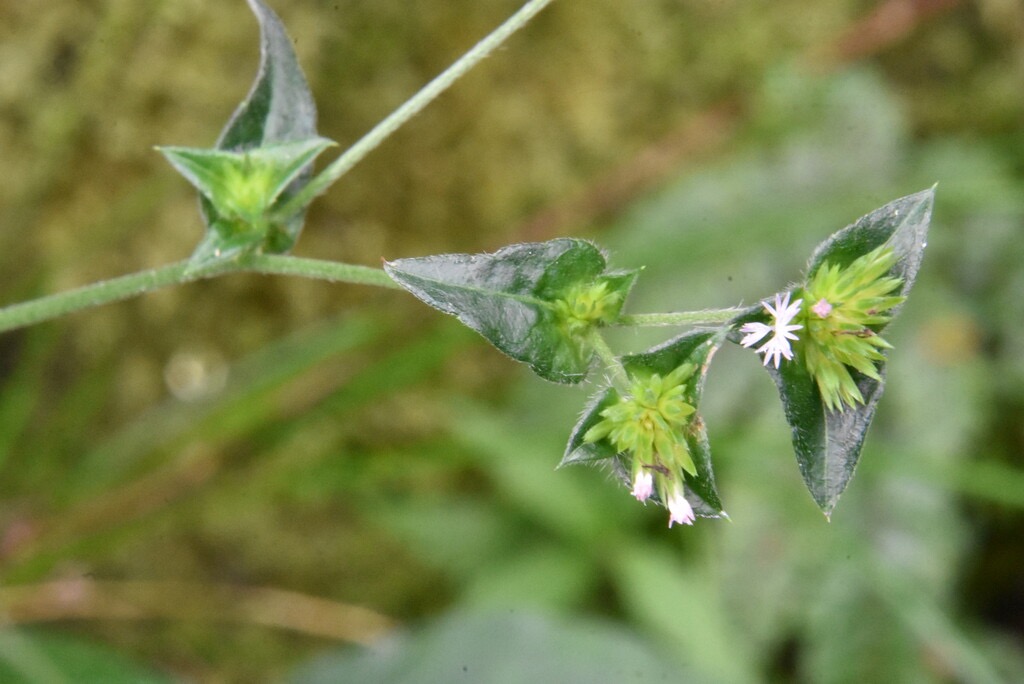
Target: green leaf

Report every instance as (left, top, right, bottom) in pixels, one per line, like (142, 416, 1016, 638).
(217, 0, 318, 152)
(735, 188, 934, 516)
(562, 330, 726, 517)
(188, 0, 322, 266)
(384, 239, 639, 384)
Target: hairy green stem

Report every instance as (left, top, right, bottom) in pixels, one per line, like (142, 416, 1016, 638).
(242, 254, 401, 289)
(589, 330, 629, 388)
(0, 260, 214, 334)
(616, 308, 745, 328)
(275, 0, 557, 219)
(0, 256, 399, 335)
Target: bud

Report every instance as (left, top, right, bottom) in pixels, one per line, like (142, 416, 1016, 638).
(631, 468, 654, 502)
(552, 281, 625, 336)
(665, 480, 695, 527)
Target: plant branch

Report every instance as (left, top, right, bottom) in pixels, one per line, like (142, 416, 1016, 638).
(242, 254, 401, 289)
(0, 260, 217, 335)
(616, 308, 745, 328)
(275, 0, 558, 218)
(0, 255, 400, 335)
(589, 329, 629, 388)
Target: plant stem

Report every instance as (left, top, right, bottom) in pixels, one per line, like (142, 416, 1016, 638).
(274, 0, 558, 219)
(589, 330, 629, 388)
(0, 256, 400, 335)
(242, 254, 401, 289)
(616, 308, 746, 328)
(0, 260, 215, 334)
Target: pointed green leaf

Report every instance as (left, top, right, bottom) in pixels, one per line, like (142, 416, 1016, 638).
(217, 0, 318, 151)
(384, 239, 639, 383)
(562, 330, 726, 517)
(733, 188, 933, 516)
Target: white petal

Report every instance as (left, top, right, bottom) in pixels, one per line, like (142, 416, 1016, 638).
(739, 322, 771, 348)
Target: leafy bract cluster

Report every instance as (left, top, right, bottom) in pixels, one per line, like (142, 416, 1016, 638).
(583, 364, 697, 477)
(583, 365, 699, 527)
(552, 280, 626, 337)
(158, 0, 332, 269)
(159, 0, 933, 526)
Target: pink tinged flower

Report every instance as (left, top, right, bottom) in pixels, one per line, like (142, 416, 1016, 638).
(739, 292, 803, 368)
(667, 482, 695, 527)
(631, 469, 654, 502)
(811, 298, 833, 318)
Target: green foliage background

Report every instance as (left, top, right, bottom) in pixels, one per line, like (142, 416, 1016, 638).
(1, 1, 1022, 681)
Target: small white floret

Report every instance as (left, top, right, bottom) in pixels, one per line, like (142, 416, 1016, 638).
(667, 481, 695, 527)
(631, 469, 654, 502)
(740, 292, 803, 368)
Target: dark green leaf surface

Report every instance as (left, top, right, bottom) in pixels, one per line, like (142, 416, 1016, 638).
(748, 188, 933, 516)
(385, 239, 638, 383)
(193, 0, 321, 264)
(560, 388, 622, 466)
(562, 330, 726, 516)
(217, 0, 318, 152)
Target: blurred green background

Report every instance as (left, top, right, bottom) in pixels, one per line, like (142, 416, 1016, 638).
(1, 0, 1023, 682)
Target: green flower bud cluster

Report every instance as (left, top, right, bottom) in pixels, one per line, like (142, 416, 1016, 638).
(797, 245, 904, 411)
(552, 281, 624, 336)
(583, 363, 698, 487)
(158, 137, 335, 261)
(216, 155, 280, 225)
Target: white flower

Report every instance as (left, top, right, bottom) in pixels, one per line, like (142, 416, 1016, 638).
(631, 469, 654, 502)
(667, 481, 695, 527)
(740, 292, 803, 368)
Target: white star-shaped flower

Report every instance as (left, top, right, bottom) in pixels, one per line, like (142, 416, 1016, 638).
(739, 292, 803, 368)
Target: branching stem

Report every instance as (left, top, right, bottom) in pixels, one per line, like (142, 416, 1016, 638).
(589, 330, 630, 388)
(0, 0, 561, 334)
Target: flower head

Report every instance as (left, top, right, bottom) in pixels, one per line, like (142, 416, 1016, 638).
(582, 363, 702, 525)
(797, 245, 904, 411)
(552, 280, 624, 336)
(740, 292, 803, 368)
